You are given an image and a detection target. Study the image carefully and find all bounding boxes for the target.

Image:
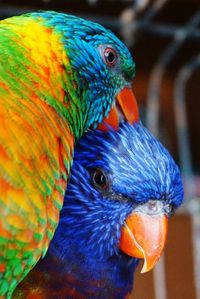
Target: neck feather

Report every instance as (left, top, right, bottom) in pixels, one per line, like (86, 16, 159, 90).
(0, 16, 85, 139)
(14, 246, 138, 299)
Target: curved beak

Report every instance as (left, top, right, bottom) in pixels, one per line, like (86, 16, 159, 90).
(97, 87, 139, 131)
(119, 212, 168, 273)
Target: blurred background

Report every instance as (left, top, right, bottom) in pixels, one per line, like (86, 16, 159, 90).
(0, 0, 199, 298)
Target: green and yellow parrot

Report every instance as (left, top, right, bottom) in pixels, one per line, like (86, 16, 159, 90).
(0, 11, 139, 298)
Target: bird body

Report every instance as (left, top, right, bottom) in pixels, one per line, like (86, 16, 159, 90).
(14, 122, 184, 299)
(0, 11, 138, 297)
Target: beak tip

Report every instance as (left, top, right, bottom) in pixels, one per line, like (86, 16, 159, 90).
(140, 268, 146, 274)
(140, 257, 151, 274)
(140, 262, 152, 274)
(97, 87, 139, 131)
(119, 213, 168, 274)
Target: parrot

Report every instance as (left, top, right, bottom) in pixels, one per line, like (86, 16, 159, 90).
(0, 11, 139, 298)
(13, 122, 184, 299)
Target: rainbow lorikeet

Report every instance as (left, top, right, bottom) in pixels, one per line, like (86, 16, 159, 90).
(0, 11, 139, 298)
(14, 122, 184, 299)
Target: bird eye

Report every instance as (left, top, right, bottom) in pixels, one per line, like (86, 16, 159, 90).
(92, 169, 108, 190)
(103, 47, 118, 67)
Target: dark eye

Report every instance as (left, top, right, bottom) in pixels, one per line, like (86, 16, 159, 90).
(92, 169, 109, 190)
(104, 47, 118, 67)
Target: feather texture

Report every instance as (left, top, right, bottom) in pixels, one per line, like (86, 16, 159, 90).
(0, 11, 136, 297)
(14, 122, 184, 299)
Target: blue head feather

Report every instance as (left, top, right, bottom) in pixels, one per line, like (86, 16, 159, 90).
(18, 122, 183, 299)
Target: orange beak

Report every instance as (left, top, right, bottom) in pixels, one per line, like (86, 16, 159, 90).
(119, 212, 168, 273)
(97, 87, 139, 131)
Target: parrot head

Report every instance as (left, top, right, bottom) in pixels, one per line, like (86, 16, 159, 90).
(57, 122, 183, 270)
(29, 11, 139, 134)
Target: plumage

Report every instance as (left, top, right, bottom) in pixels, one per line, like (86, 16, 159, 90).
(0, 11, 138, 297)
(14, 122, 184, 299)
